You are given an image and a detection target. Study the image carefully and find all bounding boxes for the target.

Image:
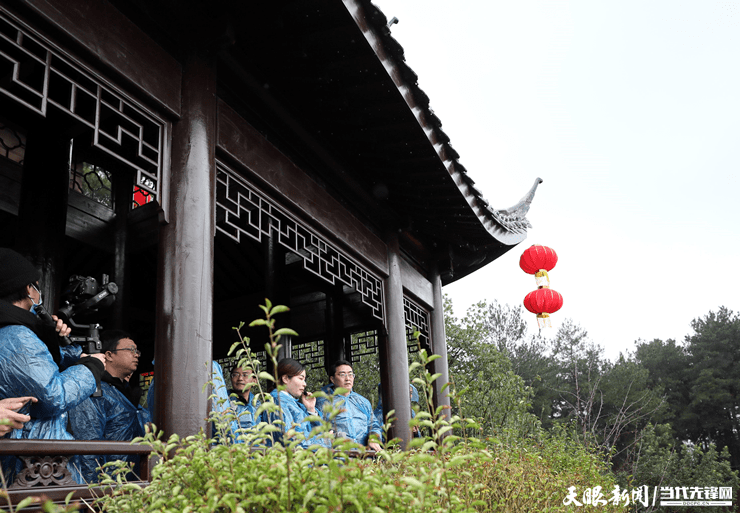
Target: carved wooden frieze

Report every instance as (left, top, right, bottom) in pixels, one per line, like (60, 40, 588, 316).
(0, 10, 165, 205)
(10, 455, 77, 488)
(216, 161, 384, 321)
(404, 296, 430, 353)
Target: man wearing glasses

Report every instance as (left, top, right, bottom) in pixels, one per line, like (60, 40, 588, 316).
(229, 365, 261, 432)
(316, 360, 382, 451)
(69, 330, 147, 483)
(0, 248, 106, 484)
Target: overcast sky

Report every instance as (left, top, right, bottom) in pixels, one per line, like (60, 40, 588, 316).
(374, 0, 740, 360)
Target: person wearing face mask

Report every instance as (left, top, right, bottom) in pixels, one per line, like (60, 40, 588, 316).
(68, 330, 147, 483)
(268, 358, 325, 448)
(0, 248, 106, 484)
(315, 360, 382, 451)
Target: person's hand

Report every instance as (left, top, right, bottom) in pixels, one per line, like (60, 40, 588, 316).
(50, 315, 71, 338)
(368, 441, 382, 452)
(0, 397, 37, 435)
(82, 352, 107, 371)
(301, 391, 317, 413)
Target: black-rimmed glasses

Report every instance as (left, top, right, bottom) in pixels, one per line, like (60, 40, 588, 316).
(110, 347, 141, 357)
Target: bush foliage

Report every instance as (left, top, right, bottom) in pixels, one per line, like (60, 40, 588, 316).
(89, 301, 621, 513)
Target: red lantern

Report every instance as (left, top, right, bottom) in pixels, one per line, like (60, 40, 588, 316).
(523, 288, 563, 328)
(519, 245, 558, 287)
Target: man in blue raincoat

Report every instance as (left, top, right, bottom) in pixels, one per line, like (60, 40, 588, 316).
(0, 248, 105, 484)
(228, 364, 262, 432)
(68, 330, 149, 482)
(315, 360, 382, 451)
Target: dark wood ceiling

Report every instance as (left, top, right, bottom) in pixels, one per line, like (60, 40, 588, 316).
(106, 0, 533, 282)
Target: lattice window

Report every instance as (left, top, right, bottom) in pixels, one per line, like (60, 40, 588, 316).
(0, 121, 25, 164)
(404, 297, 430, 352)
(215, 161, 384, 321)
(292, 339, 325, 371)
(350, 330, 379, 364)
(69, 162, 113, 208)
(0, 12, 165, 205)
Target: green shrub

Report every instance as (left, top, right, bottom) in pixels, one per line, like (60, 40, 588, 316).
(92, 301, 625, 513)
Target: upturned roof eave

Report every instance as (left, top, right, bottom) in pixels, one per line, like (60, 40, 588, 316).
(341, 0, 534, 251)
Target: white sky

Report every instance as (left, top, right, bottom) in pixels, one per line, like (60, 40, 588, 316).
(374, 0, 740, 360)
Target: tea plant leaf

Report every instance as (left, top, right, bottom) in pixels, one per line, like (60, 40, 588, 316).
(16, 497, 36, 510)
(274, 328, 299, 337)
(270, 305, 290, 315)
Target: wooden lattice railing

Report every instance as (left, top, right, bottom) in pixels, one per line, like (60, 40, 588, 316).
(0, 439, 153, 509)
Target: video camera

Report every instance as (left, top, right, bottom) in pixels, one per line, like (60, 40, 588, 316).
(36, 275, 118, 397)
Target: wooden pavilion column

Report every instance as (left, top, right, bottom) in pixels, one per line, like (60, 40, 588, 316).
(111, 172, 134, 329)
(380, 232, 411, 448)
(155, 49, 217, 439)
(324, 288, 345, 368)
(264, 233, 291, 360)
(429, 265, 451, 421)
(15, 129, 70, 310)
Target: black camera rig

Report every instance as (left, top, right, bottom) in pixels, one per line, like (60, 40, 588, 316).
(36, 274, 118, 397)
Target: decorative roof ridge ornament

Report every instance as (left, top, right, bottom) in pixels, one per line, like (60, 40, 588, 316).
(491, 177, 543, 234)
(348, 0, 541, 244)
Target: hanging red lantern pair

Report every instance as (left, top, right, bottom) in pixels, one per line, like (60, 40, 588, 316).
(520, 244, 563, 328)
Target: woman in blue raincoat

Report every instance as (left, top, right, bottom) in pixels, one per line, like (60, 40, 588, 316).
(268, 358, 325, 448)
(0, 249, 105, 484)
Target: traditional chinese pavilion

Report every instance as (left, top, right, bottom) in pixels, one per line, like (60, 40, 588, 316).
(0, 0, 540, 499)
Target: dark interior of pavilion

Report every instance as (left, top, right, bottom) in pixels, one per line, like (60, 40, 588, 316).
(0, 103, 391, 401)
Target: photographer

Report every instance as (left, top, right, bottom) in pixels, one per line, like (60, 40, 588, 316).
(0, 248, 106, 484)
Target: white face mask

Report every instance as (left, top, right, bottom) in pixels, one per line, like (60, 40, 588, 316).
(28, 283, 42, 313)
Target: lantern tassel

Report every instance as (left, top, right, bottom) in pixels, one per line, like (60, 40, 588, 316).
(536, 313, 551, 329)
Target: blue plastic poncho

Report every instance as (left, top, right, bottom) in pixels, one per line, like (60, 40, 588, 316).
(0, 324, 97, 484)
(68, 380, 146, 483)
(229, 390, 262, 433)
(316, 384, 382, 446)
(268, 389, 325, 448)
(373, 383, 420, 441)
(211, 361, 241, 442)
(136, 362, 241, 443)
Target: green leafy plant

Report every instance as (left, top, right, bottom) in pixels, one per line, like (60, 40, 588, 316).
(93, 300, 627, 512)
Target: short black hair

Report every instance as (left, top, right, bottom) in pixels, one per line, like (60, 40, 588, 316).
(100, 329, 132, 353)
(232, 361, 259, 374)
(328, 359, 352, 377)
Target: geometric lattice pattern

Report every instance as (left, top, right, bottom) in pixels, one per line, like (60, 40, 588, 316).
(215, 161, 384, 320)
(404, 296, 430, 353)
(69, 162, 113, 208)
(0, 12, 164, 203)
(350, 330, 379, 363)
(292, 339, 325, 371)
